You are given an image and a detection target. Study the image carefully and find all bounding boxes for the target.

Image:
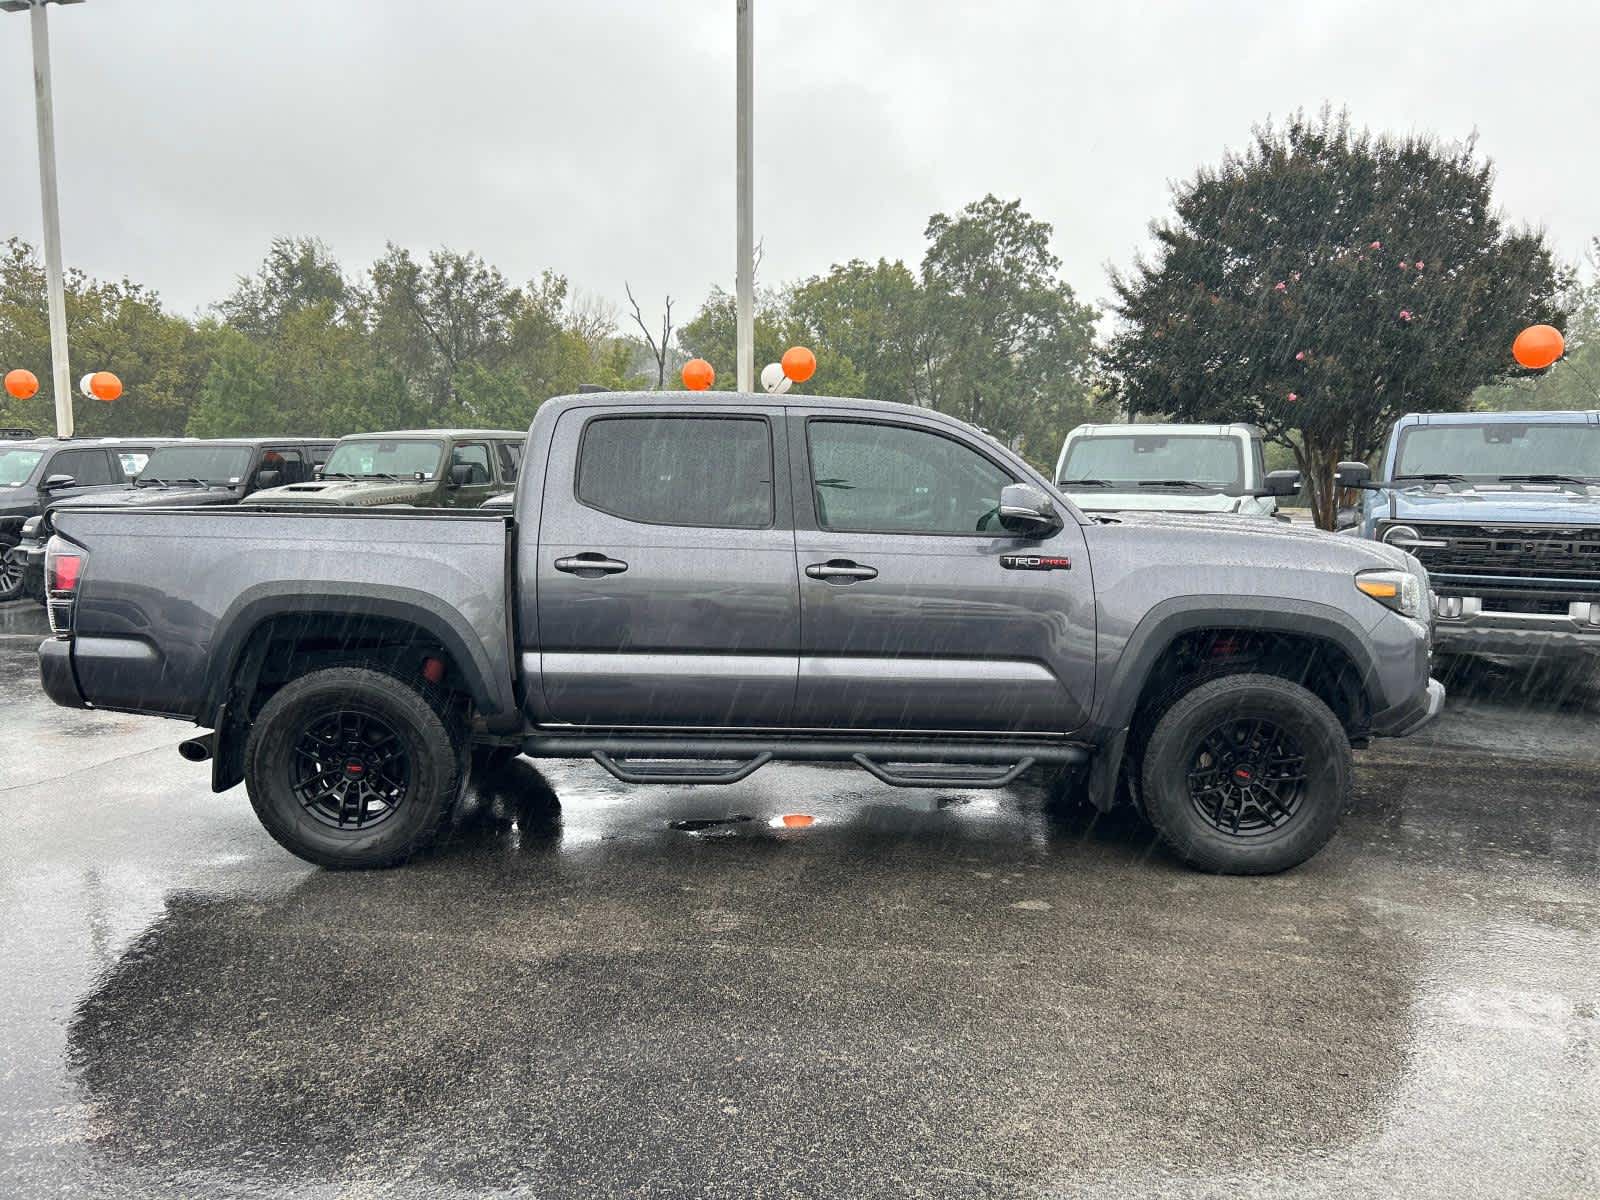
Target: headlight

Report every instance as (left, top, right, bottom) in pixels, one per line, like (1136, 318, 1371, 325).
(1379, 523, 1447, 550)
(1356, 568, 1425, 619)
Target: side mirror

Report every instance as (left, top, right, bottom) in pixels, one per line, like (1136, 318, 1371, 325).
(1334, 461, 1373, 489)
(40, 474, 76, 492)
(312, 464, 325, 477)
(448, 463, 474, 488)
(1335, 506, 1361, 531)
(254, 469, 281, 490)
(998, 483, 1063, 536)
(1260, 469, 1302, 498)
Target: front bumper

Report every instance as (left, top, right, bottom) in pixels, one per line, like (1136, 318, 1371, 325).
(1370, 677, 1446, 738)
(1431, 600, 1600, 658)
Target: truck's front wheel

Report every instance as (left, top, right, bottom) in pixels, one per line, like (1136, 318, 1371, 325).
(244, 667, 463, 868)
(1139, 673, 1350, 875)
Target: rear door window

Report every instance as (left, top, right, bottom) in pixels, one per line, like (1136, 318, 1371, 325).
(497, 441, 522, 482)
(51, 449, 116, 487)
(576, 415, 773, 529)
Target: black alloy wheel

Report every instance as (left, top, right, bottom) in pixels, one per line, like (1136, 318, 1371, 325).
(0, 546, 23, 600)
(1138, 672, 1351, 875)
(1185, 717, 1307, 837)
(290, 708, 412, 831)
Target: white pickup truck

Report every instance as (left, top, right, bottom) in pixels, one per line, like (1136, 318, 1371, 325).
(1055, 423, 1299, 518)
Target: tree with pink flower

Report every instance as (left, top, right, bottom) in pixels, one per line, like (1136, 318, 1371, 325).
(1104, 108, 1569, 529)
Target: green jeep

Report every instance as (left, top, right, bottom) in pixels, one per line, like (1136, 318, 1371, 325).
(243, 429, 524, 510)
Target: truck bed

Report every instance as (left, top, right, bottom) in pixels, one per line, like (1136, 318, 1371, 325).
(42, 506, 515, 723)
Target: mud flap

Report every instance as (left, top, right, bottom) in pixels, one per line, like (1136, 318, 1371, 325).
(211, 702, 246, 793)
(1086, 727, 1128, 813)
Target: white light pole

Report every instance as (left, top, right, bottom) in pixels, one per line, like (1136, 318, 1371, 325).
(734, 0, 754, 393)
(4, 0, 83, 437)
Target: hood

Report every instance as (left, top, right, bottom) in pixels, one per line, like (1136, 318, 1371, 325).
(243, 479, 435, 508)
(1067, 490, 1246, 514)
(1096, 508, 1415, 571)
(1386, 485, 1600, 526)
(50, 486, 238, 510)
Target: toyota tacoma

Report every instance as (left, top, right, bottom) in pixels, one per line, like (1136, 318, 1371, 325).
(36, 392, 1443, 875)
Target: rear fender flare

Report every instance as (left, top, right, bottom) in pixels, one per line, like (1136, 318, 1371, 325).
(200, 583, 511, 727)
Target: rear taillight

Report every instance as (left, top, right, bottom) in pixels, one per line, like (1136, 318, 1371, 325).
(47, 550, 82, 594)
(44, 539, 82, 636)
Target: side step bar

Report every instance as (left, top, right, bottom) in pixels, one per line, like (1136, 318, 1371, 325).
(524, 735, 1087, 789)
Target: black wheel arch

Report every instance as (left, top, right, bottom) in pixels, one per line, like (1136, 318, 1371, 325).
(201, 585, 516, 792)
(1082, 596, 1383, 812)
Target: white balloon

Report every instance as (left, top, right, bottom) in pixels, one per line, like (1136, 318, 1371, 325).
(79, 373, 96, 398)
(760, 362, 791, 394)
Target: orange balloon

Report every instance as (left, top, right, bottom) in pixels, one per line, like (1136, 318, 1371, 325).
(1512, 324, 1565, 370)
(4, 368, 39, 400)
(89, 371, 123, 401)
(681, 358, 715, 391)
(780, 345, 816, 383)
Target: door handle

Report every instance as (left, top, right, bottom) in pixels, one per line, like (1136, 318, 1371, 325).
(805, 559, 878, 583)
(555, 553, 629, 576)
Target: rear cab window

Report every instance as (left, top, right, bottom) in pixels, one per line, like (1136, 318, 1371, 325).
(576, 415, 774, 529)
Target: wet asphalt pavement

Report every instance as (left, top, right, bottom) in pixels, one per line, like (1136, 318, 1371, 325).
(2, 603, 1598, 1199)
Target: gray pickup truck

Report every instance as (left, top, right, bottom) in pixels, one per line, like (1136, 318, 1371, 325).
(36, 391, 1443, 875)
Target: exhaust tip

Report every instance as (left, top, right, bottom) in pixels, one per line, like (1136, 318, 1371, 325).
(178, 736, 214, 763)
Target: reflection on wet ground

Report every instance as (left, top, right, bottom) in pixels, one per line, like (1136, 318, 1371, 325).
(1, 638, 1597, 1198)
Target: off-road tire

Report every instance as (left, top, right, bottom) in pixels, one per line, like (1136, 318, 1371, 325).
(1140, 673, 1350, 875)
(0, 539, 23, 602)
(245, 667, 463, 868)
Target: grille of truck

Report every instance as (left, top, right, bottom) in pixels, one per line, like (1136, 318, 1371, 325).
(1393, 522, 1600, 582)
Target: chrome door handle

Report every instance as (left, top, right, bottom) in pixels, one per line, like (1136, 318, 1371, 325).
(805, 560, 878, 582)
(555, 553, 629, 576)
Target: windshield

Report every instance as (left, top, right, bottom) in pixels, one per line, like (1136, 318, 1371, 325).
(138, 445, 253, 485)
(1393, 423, 1600, 482)
(1059, 434, 1245, 492)
(0, 449, 44, 487)
(323, 439, 444, 479)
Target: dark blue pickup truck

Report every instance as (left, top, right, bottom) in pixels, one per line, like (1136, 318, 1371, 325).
(1343, 410, 1600, 659)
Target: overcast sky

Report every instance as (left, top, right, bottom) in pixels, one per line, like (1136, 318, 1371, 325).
(1, 0, 1595, 329)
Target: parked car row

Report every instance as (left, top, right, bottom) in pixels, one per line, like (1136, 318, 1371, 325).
(2, 428, 526, 602)
(1055, 411, 1600, 662)
(1335, 410, 1600, 659)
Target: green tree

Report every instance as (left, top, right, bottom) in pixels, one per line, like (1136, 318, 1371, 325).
(189, 240, 402, 437)
(789, 258, 924, 406)
(0, 238, 206, 436)
(920, 195, 1101, 463)
(1473, 238, 1600, 412)
(1105, 110, 1569, 527)
(676, 287, 807, 391)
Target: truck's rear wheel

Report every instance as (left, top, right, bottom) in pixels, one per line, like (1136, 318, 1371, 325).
(245, 667, 462, 868)
(1139, 673, 1349, 874)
